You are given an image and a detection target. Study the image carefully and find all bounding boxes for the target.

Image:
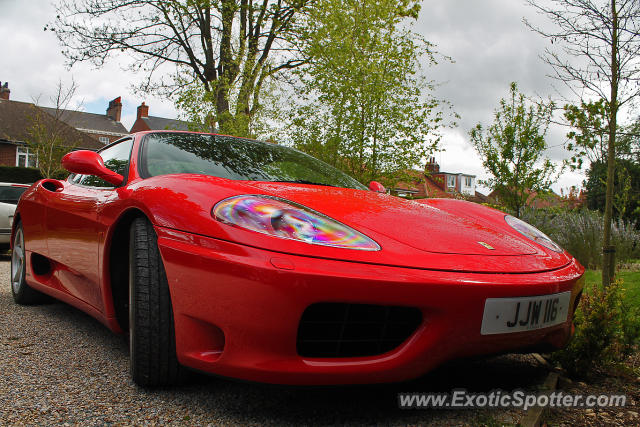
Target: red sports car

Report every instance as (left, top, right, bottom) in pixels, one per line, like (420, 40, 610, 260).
(11, 131, 584, 386)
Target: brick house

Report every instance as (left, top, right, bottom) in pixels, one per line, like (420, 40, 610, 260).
(391, 157, 488, 202)
(424, 157, 477, 196)
(1, 82, 127, 146)
(41, 96, 129, 145)
(129, 102, 189, 133)
(0, 92, 102, 168)
(0, 82, 195, 170)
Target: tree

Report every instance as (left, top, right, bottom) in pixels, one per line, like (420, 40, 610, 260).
(525, 0, 640, 286)
(52, 0, 311, 136)
(469, 83, 558, 218)
(286, 0, 450, 185)
(563, 99, 633, 169)
(27, 80, 82, 178)
(565, 100, 639, 224)
(175, 71, 286, 139)
(585, 159, 640, 225)
(622, 117, 640, 163)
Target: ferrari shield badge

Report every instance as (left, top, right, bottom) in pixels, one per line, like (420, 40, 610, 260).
(478, 241, 495, 250)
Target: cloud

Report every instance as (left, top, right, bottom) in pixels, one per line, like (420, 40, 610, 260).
(0, 0, 178, 131)
(415, 0, 584, 192)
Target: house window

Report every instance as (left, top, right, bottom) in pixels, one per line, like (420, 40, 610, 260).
(99, 136, 110, 144)
(447, 175, 456, 189)
(16, 146, 37, 168)
(465, 177, 472, 187)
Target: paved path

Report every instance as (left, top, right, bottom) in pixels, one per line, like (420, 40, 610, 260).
(0, 256, 547, 425)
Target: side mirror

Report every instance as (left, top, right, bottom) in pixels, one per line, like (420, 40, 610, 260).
(369, 181, 386, 193)
(61, 150, 124, 187)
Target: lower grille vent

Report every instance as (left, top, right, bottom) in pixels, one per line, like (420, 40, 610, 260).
(297, 303, 422, 358)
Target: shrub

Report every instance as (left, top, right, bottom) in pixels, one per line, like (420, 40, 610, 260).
(551, 278, 640, 378)
(519, 207, 640, 269)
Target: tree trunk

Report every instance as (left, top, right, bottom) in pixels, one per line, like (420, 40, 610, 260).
(215, 0, 237, 132)
(602, 0, 618, 287)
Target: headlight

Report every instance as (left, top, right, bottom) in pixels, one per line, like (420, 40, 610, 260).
(505, 215, 562, 253)
(213, 195, 380, 251)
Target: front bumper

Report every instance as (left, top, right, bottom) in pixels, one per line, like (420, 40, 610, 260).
(156, 226, 584, 385)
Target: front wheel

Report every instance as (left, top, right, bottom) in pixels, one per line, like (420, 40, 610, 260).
(128, 217, 185, 387)
(11, 221, 45, 305)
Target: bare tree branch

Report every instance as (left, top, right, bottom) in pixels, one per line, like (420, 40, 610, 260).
(27, 79, 83, 178)
(525, 0, 640, 286)
(52, 0, 312, 134)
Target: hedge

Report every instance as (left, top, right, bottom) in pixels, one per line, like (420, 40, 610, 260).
(0, 166, 43, 183)
(0, 167, 68, 184)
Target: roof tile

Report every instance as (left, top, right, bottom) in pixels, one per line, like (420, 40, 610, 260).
(0, 99, 103, 150)
(40, 106, 128, 135)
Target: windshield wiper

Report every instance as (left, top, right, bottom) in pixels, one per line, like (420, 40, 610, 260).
(270, 179, 335, 187)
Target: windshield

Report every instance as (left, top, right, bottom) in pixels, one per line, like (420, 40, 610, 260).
(141, 133, 366, 190)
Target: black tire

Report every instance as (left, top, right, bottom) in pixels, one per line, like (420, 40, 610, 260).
(129, 217, 185, 387)
(11, 221, 46, 305)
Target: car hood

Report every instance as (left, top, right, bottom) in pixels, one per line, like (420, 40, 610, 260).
(246, 182, 538, 256)
(128, 176, 573, 273)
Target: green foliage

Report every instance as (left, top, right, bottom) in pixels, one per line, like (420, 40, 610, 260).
(26, 81, 81, 178)
(469, 83, 559, 217)
(585, 159, 640, 225)
(552, 278, 640, 378)
(525, 0, 640, 287)
(175, 80, 252, 137)
(625, 118, 640, 163)
(54, 0, 309, 138)
(563, 99, 635, 170)
(174, 83, 218, 133)
(584, 269, 640, 308)
(519, 207, 640, 269)
(286, 0, 454, 184)
(27, 110, 77, 179)
(564, 99, 608, 170)
(480, 201, 510, 212)
(175, 76, 285, 139)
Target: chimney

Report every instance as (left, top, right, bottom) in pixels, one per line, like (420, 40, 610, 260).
(425, 156, 439, 174)
(137, 102, 149, 119)
(106, 96, 122, 121)
(0, 82, 10, 100)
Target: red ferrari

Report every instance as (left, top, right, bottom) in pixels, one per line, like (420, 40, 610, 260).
(11, 131, 584, 386)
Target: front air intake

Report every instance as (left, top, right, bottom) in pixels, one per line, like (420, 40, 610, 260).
(297, 303, 422, 358)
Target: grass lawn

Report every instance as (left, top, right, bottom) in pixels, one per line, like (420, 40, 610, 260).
(583, 268, 640, 306)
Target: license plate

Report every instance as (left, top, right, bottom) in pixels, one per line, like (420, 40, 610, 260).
(481, 291, 571, 335)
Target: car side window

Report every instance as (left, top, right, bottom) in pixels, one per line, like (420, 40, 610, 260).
(77, 139, 134, 188)
(0, 186, 28, 204)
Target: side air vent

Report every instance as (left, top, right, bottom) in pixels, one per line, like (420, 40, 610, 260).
(31, 253, 53, 276)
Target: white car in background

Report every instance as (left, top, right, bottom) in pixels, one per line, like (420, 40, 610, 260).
(0, 183, 30, 250)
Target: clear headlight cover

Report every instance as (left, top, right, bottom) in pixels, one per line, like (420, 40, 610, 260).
(213, 195, 380, 251)
(505, 215, 563, 253)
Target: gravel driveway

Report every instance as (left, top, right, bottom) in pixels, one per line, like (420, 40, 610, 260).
(0, 256, 548, 426)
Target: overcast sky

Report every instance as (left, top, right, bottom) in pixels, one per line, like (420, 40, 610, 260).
(0, 0, 589, 193)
